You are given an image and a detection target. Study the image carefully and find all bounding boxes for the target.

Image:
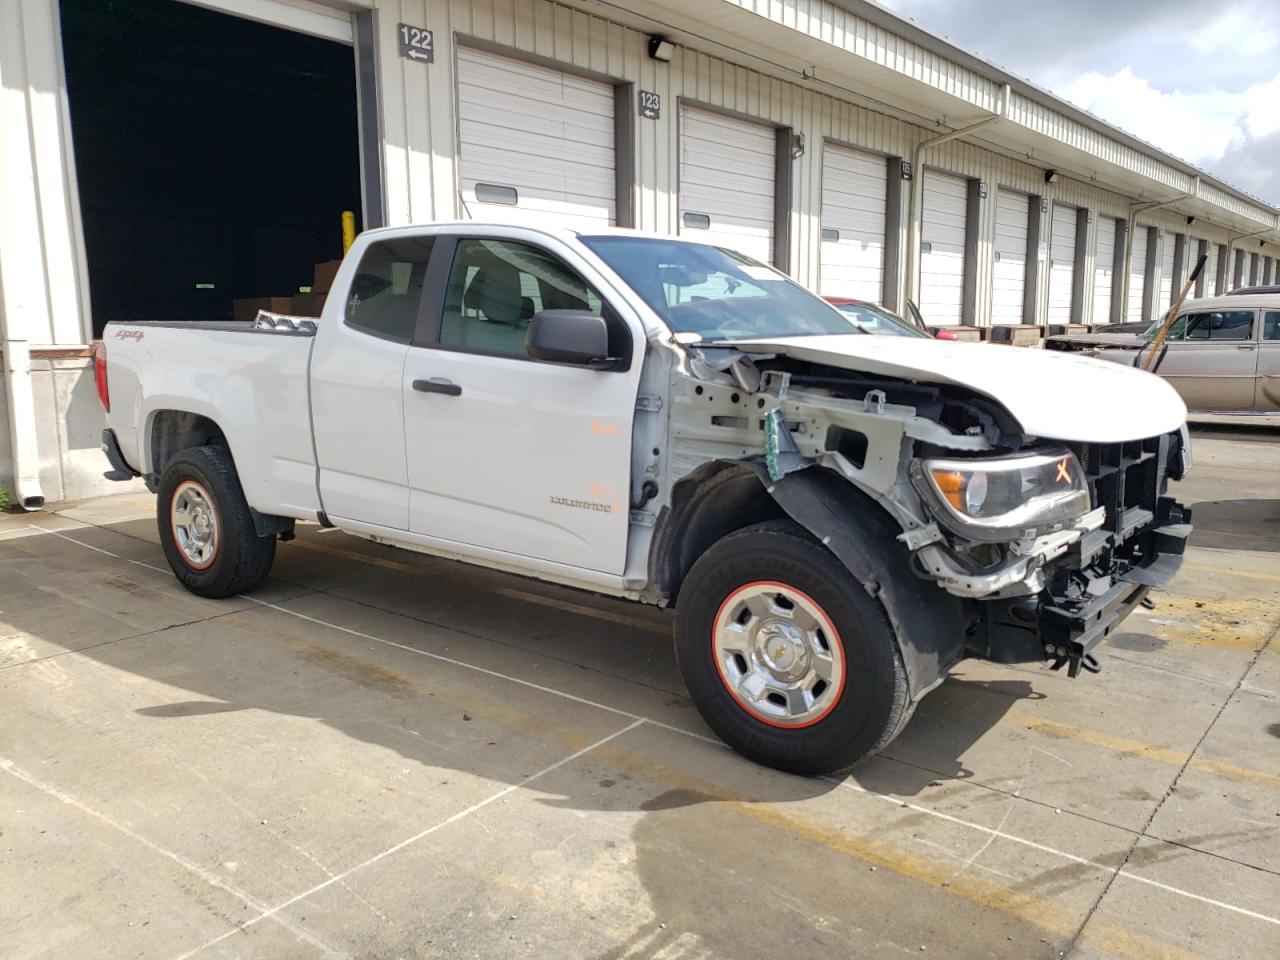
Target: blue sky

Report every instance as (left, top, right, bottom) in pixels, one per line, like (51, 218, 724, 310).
(877, 0, 1280, 205)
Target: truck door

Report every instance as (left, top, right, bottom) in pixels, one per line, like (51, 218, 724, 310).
(1257, 310, 1280, 412)
(402, 235, 642, 573)
(310, 236, 436, 528)
(1150, 309, 1258, 411)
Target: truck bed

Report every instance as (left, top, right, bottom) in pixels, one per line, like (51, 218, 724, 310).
(103, 318, 322, 520)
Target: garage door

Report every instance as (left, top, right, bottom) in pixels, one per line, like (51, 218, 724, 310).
(182, 0, 354, 42)
(990, 189, 1028, 325)
(1093, 216, 1118, 324)
(1204, 243, 1220, 295)
(919, 171, 968, 325)
(1047, 204, 1078, 325)
(457, 47, 615, 229)
(680, 107, 776, 264)
(820, 145, 887, 301)
(1127, 227, 1149, 322)
(1158, 233, 1177, 312)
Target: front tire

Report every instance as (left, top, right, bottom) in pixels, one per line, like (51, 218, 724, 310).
(156, 445, 276, 598)
(674, 520, 910, 775)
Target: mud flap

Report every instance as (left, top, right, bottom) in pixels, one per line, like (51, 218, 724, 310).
(740, 459, 966, 700)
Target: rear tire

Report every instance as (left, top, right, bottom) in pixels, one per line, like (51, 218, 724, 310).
(156, 445, 276, 598)
(674, 519, 910, 775)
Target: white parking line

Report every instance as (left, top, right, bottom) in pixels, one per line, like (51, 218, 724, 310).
(171, 719, 645, 960)
(35, 526, 1280, 931)
(0, 758, 347, 958)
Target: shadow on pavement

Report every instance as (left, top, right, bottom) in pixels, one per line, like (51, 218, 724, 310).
(1186, 498, 1280, 552)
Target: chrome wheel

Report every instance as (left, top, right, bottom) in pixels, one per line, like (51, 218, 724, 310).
(712, 581, 846, 727)
(170, 480, 219, 570)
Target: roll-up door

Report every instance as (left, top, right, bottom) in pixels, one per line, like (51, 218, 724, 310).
(1047, 204, 1078, 325)
(820, 144, 887, 301)
(990, 189, 1028, 325)
(919, 171, 968, 325)
(1184, 237, 1201, 297)
(457, 46, 616, 229)
(1158, 233, 1177, 311)
(679, 107, 776, 264)
(1093, 217, 1118, 324)
(1128, 227, 1149, 322)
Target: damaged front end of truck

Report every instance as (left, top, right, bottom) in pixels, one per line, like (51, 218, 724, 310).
(661, 343, 1193, 697)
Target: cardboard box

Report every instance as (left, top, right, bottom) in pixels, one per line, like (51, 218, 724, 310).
(312, 260, 342, 295)
(289, 293, 327, 318)
(233, 297, 295, 323)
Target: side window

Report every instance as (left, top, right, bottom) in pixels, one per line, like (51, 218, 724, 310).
(439, 239, 604, 358)
(346, 237, 435, 342)
(1185, 310, 1254, 341)
(1263, 311, 1280, 341)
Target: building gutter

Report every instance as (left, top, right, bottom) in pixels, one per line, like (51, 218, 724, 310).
(904, 83, 1010, 311)
(0, 337, 47, 511)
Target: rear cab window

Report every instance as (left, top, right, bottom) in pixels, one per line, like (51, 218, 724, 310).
(346, 237, 436, 342)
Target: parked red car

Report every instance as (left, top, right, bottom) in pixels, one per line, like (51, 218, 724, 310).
(823, 297, 962, 340)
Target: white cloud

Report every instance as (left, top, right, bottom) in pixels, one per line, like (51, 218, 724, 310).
(1059, 68, 1280, 189)
(1187, 9, 1279, 59)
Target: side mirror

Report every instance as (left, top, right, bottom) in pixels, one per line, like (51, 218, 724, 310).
(526, 310, 615, 368)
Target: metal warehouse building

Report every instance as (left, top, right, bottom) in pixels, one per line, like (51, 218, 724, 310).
(3, 0, 1280, 508)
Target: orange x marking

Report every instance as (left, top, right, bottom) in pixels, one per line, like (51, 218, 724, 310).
(1055, 458, 1071, 483)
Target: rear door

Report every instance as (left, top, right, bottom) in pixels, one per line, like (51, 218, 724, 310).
(1257, 309, 1280, 412)
(310, 235, 435, 529)
(400, 233, 642, 573)
(1152, 309, 1259, 411)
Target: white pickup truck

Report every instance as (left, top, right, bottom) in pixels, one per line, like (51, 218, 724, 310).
(96, 222, 1193, 774)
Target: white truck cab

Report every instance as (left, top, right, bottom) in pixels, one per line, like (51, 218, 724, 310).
(97, 222, 1193, 774)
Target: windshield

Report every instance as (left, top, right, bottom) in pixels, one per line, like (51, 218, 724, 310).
(580, 236, 859, 341)
(829, 302, 927, 337)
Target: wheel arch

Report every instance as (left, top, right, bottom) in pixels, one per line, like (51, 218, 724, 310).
(147, 408, 230, 489)
(649, 460, 788, 605)
(654, 459, 966, 700)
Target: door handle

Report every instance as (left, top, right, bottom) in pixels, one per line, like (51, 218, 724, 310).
(413, 378, 462, 396)
(1236, 344, 1256, 350)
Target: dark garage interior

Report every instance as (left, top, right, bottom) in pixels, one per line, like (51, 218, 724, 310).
(61, 0, 362, 334)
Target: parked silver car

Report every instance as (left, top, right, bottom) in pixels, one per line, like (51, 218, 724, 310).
(1046, 294, 1280, 413)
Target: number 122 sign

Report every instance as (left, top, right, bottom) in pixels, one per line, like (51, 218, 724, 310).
(398, 23, 434, 63)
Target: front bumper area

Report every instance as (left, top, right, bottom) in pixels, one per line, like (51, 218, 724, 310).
(968, 430, 1193, 677)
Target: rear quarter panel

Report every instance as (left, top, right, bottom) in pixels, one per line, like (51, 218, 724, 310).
(104, 324, 320, 518)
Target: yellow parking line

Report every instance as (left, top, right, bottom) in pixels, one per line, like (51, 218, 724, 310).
(1181, 562, 1280, 585)
(593, 741, 1210, 960)
(1012, 715, 1280, 790)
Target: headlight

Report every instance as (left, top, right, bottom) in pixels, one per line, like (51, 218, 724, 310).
(913, 449, 1090, 540)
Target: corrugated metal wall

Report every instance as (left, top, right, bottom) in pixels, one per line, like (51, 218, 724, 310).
(0, 0, 90, 346)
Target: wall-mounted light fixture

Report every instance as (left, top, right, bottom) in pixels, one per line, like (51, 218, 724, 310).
(647, 35, 674, 62)
(1044, 169, 1058, 184)
(791, 133, 805, 160)
(1186, 215, 1196, 225)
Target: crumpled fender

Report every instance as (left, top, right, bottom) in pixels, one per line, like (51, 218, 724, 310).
(740, 459, 966, 700)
